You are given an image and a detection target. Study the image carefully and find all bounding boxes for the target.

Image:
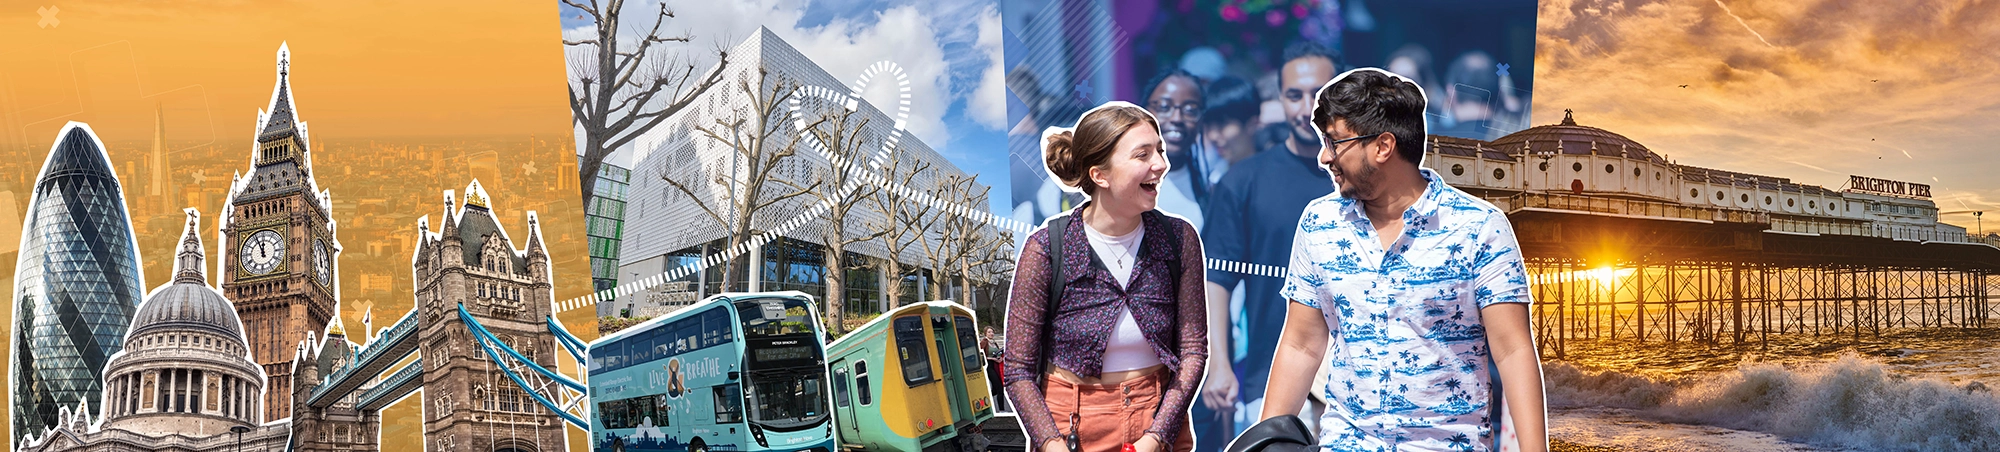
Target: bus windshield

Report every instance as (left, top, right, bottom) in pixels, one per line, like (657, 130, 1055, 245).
(745, 368, 826, 429)
(734, 297, 828, 430)
(736, 297, 818, 340)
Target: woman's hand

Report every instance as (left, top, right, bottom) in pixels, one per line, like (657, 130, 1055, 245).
(1133, 434, 1165, 452)
(1042, 438, 1069, 452)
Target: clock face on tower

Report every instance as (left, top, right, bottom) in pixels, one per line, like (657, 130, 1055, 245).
(312, 239, 331, 287)
(242, 229, 287, 275)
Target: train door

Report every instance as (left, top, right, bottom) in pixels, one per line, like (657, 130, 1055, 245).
(931, 312, 973, 426)
(832, 358, 860, 442)
(953, 314, 994, 421)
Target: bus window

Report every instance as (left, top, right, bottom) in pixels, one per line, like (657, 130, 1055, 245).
(637, 394, 657, 427)
(705, 307, 733, 343)
(715, 384, 743, 423)
(955, 316, 982, 372)
(749, 369, 825, 423)
(597, 399, 623, 429)
(833, 368, 850, 407)
(855, 361, 872, 405)
(892, 316, 934, 386)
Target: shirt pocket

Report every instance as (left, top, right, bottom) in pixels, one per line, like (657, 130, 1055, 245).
(1320, 274, 1377, 341)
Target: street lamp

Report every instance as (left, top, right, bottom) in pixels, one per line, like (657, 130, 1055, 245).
(231, 425, 251, 452)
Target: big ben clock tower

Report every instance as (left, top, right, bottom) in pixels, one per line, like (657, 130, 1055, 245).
(221, 43, 340, 422)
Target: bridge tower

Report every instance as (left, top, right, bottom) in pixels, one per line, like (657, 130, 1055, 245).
(413, 182, 565, 452)
(290, 320, 382, 451)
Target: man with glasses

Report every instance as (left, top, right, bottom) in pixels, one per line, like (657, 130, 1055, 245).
(1193, 41, 1340, 452)
(1144, 68, 1210, 228)
(1261, 68, 1547, 452)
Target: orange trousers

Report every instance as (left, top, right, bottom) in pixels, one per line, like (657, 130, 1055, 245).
(1041, 368, 1194, 452)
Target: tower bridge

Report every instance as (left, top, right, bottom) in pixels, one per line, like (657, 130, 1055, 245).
(290, 182, 577, 452)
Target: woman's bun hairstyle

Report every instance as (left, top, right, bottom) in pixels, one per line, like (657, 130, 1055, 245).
(1041, 102, 1159, 196)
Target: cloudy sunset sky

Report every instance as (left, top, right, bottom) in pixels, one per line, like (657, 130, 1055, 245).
(1534, 0, 2000, 231)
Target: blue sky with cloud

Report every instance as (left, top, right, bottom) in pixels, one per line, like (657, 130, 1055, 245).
(561, 0, 1011, 214)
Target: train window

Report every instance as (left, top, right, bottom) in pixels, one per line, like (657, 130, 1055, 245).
(833, 368, 850, 407)
(893, 316, 935, 386)
(714, 384, 743, 423)
(856, 361, 873, 405)
(955, 316, 982, 372)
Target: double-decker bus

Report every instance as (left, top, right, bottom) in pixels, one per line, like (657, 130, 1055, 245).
(590, 292, 834, 452)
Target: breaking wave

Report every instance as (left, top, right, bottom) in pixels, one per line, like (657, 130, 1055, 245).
(1546, 354, 2000, 451)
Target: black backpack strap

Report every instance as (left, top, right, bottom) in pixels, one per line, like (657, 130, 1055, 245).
(1037, 213, 1071, 385)
(1047, 214, 1068, 314)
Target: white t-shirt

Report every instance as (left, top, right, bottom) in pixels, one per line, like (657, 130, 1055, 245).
(1084, 221, 1164, 373)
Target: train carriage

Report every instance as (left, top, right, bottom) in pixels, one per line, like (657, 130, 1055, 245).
(825, 301, 996, 452)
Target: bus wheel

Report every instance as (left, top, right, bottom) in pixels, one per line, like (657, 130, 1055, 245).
(611, 439, 625, 452)
(690, 438, 708, 452)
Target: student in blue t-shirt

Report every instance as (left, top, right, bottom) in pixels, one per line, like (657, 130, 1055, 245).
(1193, 42, 1341, 452)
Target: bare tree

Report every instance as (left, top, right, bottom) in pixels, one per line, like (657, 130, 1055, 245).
(944, 177, 1015, 308)
(916, 174, 966, 301)
(800, 99, 888, 334)
(866, 145, 934, 307)
(660, 69, 825, 293)
(565, 0, 728, 210)
(917, 174, 1017, 307)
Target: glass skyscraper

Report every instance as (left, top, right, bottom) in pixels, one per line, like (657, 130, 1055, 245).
(10, 122, 144, 443)
(584, 158, 629, 315)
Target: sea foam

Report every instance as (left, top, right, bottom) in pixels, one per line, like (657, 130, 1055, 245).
(1546, 354, 2000, 451)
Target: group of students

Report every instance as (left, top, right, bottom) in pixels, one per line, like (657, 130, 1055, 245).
(1000, 66, 1548, 452)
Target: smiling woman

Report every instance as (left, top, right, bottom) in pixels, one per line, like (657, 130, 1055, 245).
(1005, 101, 1209, 452)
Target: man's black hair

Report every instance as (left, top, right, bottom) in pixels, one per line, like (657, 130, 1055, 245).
(1141, 68, 1204, 108)
(1311, 69, 1428, 164)
(1200, 76, 1258, 126)
(1281, 41, 1342, 71)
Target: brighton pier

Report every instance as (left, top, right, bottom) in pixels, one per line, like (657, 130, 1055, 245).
(1419, 111, 1999, 355)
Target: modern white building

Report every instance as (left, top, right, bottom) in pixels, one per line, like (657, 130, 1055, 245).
(613, 28, 1002, 318)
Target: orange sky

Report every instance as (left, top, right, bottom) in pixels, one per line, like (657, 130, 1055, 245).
(0, 1, 590, 450)
(0, 0, 574, 146)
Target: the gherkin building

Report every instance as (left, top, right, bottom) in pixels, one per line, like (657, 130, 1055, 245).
(9, 122, 144, 444)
